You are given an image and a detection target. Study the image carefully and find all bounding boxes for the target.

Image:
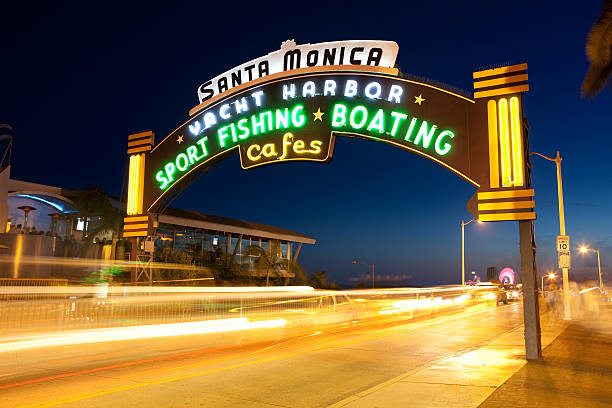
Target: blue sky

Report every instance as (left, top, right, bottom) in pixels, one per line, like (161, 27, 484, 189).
(3, 1, 611, 286)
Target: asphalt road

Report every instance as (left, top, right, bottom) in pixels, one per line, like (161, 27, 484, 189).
(0, 301, 524, 408)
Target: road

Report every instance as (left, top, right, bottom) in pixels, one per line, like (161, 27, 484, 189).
(0, 301, 524, 408)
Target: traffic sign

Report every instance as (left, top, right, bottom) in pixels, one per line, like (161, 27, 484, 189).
(557, 235, 570, 252)
(558, 250, 571, 269)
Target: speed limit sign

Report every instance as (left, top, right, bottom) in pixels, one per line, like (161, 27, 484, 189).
(557, 235, 570, 252)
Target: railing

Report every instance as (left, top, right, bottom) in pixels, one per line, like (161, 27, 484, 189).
(0, 285, 497, 339)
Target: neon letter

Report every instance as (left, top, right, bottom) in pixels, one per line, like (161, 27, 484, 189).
(247, 144, 262, 161)
(344, 80, 358, 97)
(156, 170, 169, 190)
(176, 153, 189, 172)
(188, 120, 201, 136)
(302, 81, 316, 97)
(291, 105, 306, 127)
(196, 137, 209, 156)
(279, 133, 293, 160)
(251, 90, 264, 106)
(331, 104, 347, 127)
(404, 118, 417, 141)
(367, 109, 384, 133)
(234, 97, 248, 114)
(219, 104, 231, 119)
(387, 85, 403, 103)
(435, 130, 454, 156)
(349, 106, 368, 129)
(365, 82, 382, 99)
(237, 119, 250, 140)
(218, 126, 231, 147)
(390, 112, 407, 137)
(414, 121, 438, 149)
(186, 145, 200, 164)
(324, 80, 336, 96)
(275, 108, 289, 129)
(203, 112, 216, 129)
(164, 162, 175, 182)
(283, 84, 296, 100)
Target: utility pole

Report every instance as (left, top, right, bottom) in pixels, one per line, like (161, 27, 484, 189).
(531, 151, 571, 320)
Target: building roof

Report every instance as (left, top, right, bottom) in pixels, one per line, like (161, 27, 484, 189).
(155, 207, 316, 245)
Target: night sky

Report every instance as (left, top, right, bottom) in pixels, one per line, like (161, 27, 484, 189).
(3, 1, 611, 287)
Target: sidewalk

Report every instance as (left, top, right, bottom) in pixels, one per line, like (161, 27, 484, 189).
(479, 309, 612, 407)
(329, 308, 612, 408)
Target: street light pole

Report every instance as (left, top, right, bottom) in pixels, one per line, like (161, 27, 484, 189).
(461, 218, 479, 286)
(371, 263, 375, 289)
(352, 260, 375, 289)
(580, 246, 604, 291)
(530, 151, 571, 320)
(597, 249, 603, 291)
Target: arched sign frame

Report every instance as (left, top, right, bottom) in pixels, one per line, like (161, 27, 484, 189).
(120, 41, 542, 360)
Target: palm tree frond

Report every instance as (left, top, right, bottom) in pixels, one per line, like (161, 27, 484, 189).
(582, 62, 612, 97)
(585, 1, 612, 63)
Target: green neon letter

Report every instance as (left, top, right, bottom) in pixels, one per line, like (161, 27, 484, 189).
(197, 136, 209, 157)
(413, 121, 437, 149)
(164, 162, 176, 182)
(186, 145, 199, 164)
(276, 108, 289, 129)
(291, 105, 306, 127)
(218, 126, 230, 148)
(349, 106, 368, 129)
(404, 118, 417, 142)
(390, 112, 407, 137)
(176, 153, 189, 172)
(331, 104, 347, 127)
(367, 109, 385, 133)
(435, 130, 454, 155)
(252, 111, 272, 135)
(156, 170, 169, 190)
(237, 119, 250, 140)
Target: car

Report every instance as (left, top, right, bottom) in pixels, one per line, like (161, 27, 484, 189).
(496, 287, 508, 305)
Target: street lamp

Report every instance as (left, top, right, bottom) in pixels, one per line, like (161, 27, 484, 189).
(579, 246, 604, 291)
(352, 260, 374, 289)
(461, 218, 482, 286)
(530, 150, 571, 320)
(542, 272, 556, 295)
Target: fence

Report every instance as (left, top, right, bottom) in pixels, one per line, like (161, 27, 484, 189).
(0, 285, 497, 338)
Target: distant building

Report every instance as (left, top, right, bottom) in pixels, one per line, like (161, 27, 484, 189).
(486, 266, 499, 283)
(0, 179, 315, 281)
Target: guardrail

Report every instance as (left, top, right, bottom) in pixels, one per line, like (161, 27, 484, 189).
(0, 285, 498, 338)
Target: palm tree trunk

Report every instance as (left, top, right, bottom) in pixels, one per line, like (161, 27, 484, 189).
(266, 267, 270, 286)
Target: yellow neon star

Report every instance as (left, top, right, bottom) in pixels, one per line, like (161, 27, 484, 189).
(414, 94, 425, 105)
(177, 135, 184, 144)
(313, 108, 325, 122)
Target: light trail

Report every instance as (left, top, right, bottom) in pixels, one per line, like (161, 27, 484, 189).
(0, 318, 286, 353)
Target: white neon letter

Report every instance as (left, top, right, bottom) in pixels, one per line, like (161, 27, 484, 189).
(283, 84, 296, 100)
(323, 80, 336, 96)
(251, 90, 264, 106)
(387, 85, 403, 103)
(302, 81, 316, 97)
(344, 80, 358, 97)
(365, 82, 382, 99)
(219, 104, 231, 119)
(203, 112, 217, 129)
(234, 97, 249, 114)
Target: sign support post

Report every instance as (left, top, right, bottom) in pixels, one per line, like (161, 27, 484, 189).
(519, 219, 542, 360)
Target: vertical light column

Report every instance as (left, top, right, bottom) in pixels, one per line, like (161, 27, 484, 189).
(123, 131, 154, 239)
(487, 100, 500, 189)
(509, 97, 524, 187)
(498, 98, 512, 187)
